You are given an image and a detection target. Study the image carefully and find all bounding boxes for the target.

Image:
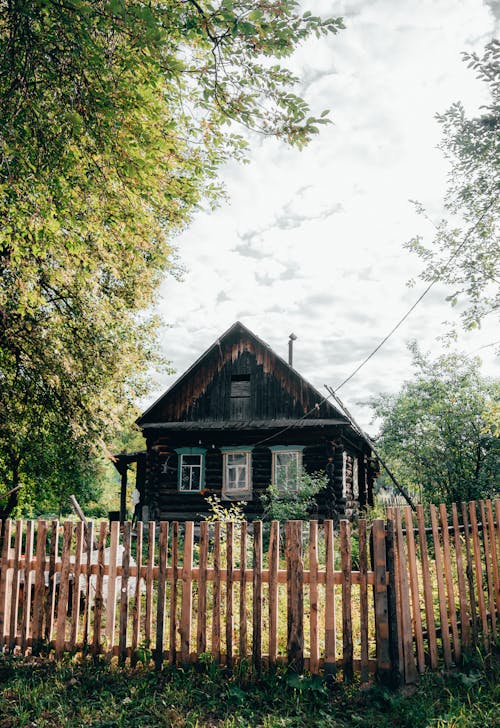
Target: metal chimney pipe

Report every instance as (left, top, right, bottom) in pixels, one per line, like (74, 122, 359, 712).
(288, 333, 297, 366)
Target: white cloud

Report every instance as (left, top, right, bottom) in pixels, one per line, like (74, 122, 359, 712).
(152, 0, 499, 430)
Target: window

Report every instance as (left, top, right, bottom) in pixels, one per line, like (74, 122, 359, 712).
(230, 374, 251, 419)
(221, 447, 252, 499)
(270, 447, 305, 492)
(175, 448, 206, 492)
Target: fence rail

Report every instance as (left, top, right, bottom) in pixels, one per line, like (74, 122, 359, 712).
(0, 498, 498, 685)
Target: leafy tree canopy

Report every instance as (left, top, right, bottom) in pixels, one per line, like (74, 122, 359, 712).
(369, 345, 499, 506)
(0, 0, 343, 517)
(406, 40, 499, 333)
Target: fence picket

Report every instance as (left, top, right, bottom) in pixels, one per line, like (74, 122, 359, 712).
(461, 502, 478, 645)
(439, 504, 460, 663)
(479, 500, 496, 636)
(31, 520, 47, 653)
(131, 521, 143, 668)
(485, 500, 499, 620)
(430, 505, 452, 666)
(395, 509, 417, 684)
(197, 521, 208, 656)
(403, 507, 425, 673)
(340, 520, 353, 682)
(82, 521, 94, 649)
(239, 522, 248, 660)
(226, 522, 234, 669)
(451, 504, 470, 649)
(324, 519, 336, 676)
(359, 519, 369, 684)
(20, 520, 34, 654)
(92, 521, 107, 657)
(8, 520, 23, 651)
(45, 520, 59, 645)
(308, 520, 319, 675)
(157, 520, 169, 668)
(180, 521, 194, 665)
(416, 505, 438, 669)
(55, 521, 73, 657)
(119, 521, 131, 664)
(212, 522, 221, 662)
(69, 522, 84, 651)
(253, 521, 263, 672)
(145, 521, 155, 650)
(105, 520, 119, 657)
(372, 519, 391, 682)
(168, 521, 178, 666)
(269, 520, 280, 667)
(469, 501, 488, 649)
(286, 521, 303, 673)
(0, 520, 11, 647)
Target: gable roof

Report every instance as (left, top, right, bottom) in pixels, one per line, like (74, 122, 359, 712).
(137, 321, 348, 427)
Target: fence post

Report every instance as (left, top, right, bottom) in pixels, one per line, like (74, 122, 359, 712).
(385, 516, 401, 686)
(286, 520, 304, 672)
(372, 519, 391, 684)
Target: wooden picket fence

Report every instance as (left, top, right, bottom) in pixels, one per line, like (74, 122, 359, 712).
(0, 498, 498, 686)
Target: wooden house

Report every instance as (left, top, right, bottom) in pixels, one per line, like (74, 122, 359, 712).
(115, 322, 376, 522)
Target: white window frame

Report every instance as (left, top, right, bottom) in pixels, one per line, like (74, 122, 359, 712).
(221, 448, 252, 499)
(175, 448, 206, 493)
(270, 447, 304, 493)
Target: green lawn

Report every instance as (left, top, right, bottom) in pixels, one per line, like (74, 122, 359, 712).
(0, 650, 498, 727)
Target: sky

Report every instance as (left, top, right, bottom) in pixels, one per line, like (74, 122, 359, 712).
(148, 0, 499, 432)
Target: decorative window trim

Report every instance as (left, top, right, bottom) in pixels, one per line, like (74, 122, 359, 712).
(220, 447, 253, 499)
(269, 446, 305, 492)
(175, 447, 206, 493)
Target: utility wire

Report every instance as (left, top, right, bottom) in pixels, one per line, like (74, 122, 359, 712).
(335, 199, 498, 392)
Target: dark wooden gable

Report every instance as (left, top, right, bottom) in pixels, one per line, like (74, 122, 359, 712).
(137, 322, 347, 426)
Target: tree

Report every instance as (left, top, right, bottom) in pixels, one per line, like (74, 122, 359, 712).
(0, 1, 344, 517)
(406, 40, 499, 332)
(369, 345, 499, 506)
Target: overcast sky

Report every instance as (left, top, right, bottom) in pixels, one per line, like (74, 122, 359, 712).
(148, 0, 499, 432)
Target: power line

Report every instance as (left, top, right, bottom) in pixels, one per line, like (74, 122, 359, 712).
(335, 199, 498, 392)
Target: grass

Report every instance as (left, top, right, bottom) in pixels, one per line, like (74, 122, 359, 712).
(0, 648, 498, 727)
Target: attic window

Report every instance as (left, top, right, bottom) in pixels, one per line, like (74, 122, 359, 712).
(230, 374, 250, 398)
(230, 374, 251, 419)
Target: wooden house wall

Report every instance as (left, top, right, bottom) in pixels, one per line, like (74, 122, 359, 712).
(140, 333, 342, 424)
(141, 431, 370, 522)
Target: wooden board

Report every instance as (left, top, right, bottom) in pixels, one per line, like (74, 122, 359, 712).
(20, 520, 34, 654)
(430, 504, 452, 667)
(196, 521, 208, 656)
(31, 519, 47, 654)
(131, 521, 143, 667)
(0, 519, 12, 647)
(469, 501, 488, 649)
(225, 521, 234, 669)
(239, 522, 247, 659)
(45, 520, 59, 644)
(105, 520, 119, 657)
(403, 507, 425, 673)
(324, 519, 336, 676)
(358, 519, 369, 684)
(145, 521, 156, 649)
(8, 520, 23, 651)
(451, 503, 470, 650)
(340, 520, 353, 682)
(212, 522, 221, 662)
(461, 502, 478, 645)
(308, 520, 319, 675)
(395, 509, 417, 684)
(119, 522, 131, 664)
(253, 521, 263, 672)
(372, 519, 391, 681)
(485, 500, 500, 620)
(69, 522, 84, 651)
(180, 521, 194, 665)
(169, 521, 178, 665)
(479, 500, 496, 636)
(55, 521, 73, 657)
(286, 521, 303, 673)
(92, 522, 108, 656)
(439, 503, 460, 663)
